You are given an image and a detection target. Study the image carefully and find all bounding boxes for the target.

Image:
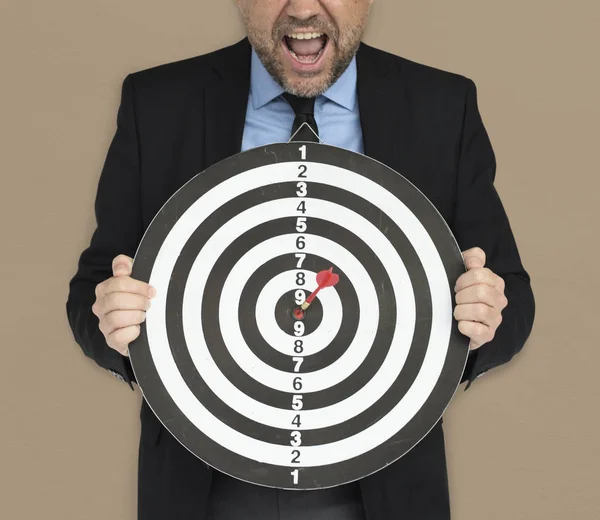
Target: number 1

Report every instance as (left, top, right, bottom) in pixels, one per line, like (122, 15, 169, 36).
(299, 145, 306, 160)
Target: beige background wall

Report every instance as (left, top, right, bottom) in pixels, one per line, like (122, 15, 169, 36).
(3, 1, 599, 518)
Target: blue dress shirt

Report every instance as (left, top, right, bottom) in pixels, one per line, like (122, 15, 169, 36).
(241, 49, 364, 154)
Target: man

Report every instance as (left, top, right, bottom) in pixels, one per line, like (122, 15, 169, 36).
(66, 1, 535, 518)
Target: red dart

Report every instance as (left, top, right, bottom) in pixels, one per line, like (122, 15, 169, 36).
(301, 267, 340, 310)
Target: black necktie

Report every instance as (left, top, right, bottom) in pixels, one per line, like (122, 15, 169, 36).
(283, 93, 320, 142)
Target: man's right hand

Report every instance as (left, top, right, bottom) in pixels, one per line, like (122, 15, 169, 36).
(92, 254, 156, 357)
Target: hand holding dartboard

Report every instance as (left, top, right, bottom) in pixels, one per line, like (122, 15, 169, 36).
(128, 142, 470, 490)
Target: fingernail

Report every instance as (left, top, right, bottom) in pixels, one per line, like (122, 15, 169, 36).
(149, 286, 156, 298)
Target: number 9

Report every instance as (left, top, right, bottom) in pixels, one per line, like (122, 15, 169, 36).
(295, 290, 305, 305)
(294, 321, 305, 336)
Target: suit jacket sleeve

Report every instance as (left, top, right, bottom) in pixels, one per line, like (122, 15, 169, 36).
(453, 78, 535, 390)
(65, 74, 142, 390)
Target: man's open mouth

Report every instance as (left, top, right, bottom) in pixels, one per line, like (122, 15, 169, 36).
(283, 32, 329, 64)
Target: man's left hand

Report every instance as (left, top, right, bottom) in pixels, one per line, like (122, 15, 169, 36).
(454, 247, 508, 350)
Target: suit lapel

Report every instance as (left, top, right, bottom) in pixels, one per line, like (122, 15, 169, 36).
(356, 42, 407, 175)
(203, 38, 252, 170)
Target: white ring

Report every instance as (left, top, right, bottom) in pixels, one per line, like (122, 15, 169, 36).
(216, 236, 379, 392)
(184, 203, 408, 424)
(254, 269, 342, 356)
(145, 161, 452, 467)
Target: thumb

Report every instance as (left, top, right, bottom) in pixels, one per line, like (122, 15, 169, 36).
(462, 247, 486, 270)
(112, 254, 133, 277)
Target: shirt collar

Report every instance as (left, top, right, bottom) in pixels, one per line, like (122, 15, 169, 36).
(250, 47, 357, 112)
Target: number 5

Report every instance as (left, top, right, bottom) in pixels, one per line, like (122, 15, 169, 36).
(296, 217, 307, 232)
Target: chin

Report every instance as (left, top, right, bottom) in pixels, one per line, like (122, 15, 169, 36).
(280, 61, 335, 98)
(284, 76, 330, 98)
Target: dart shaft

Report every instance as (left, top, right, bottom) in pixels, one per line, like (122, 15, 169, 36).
(305, 286, 322, 304)
(301, 269, 337, 310)
(301, 287, 320, 310)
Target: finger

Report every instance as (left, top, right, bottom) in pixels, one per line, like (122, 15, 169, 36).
(96, 292, 151, 316)
(107, 325, 140, 356)
(112, 254, 133, 277)
(454, 303, 502, 329)
(462, 247, 486, 270)
(101, 275, 156, 299)
(101, 309, 147, 336)
(455, 267, 502, 293)
(455, 284, 506, 309)
(457, 320, 495, 347)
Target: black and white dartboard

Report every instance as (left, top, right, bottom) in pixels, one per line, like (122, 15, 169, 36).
(129, 142, 469, 490)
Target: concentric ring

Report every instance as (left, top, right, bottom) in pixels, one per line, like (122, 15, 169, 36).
(253, 269, 343, 356)
(129, 142, 469, 490)
(239, 253, 358, 372)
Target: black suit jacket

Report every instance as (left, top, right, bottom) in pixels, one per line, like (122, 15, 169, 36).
(66, 38, 535, 519)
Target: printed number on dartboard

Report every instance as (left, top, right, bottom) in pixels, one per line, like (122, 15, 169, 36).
(291, 145, 308, 486)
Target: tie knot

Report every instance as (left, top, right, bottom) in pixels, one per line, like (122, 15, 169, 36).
(283, 93, 316, 116)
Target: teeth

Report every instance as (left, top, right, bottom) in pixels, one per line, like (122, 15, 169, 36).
(287, 32, 324, 40)
(289, 47, 324, 64)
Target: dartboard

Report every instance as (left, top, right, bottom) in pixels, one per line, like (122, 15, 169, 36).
(129, 142, 469, 490)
